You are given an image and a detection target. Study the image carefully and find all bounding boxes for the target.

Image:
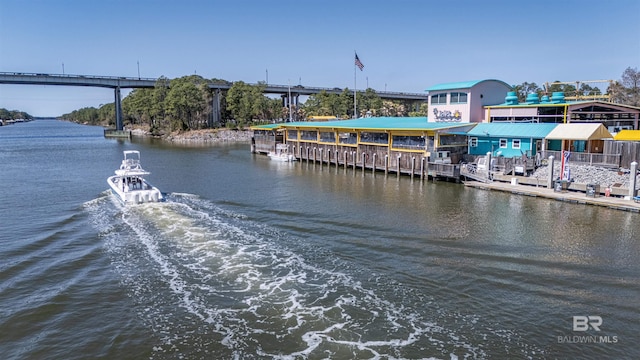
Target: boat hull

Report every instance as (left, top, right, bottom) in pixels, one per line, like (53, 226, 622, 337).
(108, 176, 164, 205)
(268, 152, 296, 162)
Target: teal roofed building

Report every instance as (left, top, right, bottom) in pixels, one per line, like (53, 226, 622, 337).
(251, 116, 476, 167)
(465, 122, 558, 157)
(425, 79, 512, 124)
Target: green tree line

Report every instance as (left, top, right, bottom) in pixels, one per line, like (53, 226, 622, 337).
(59, 75, 427, 134)
(0, 108, 33, 120)
(60, 67, 639, 133)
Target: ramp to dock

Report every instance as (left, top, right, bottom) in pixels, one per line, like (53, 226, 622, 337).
(460, 163, 492, 183)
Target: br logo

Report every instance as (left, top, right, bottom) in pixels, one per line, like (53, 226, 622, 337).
(573, 316, 602, 331)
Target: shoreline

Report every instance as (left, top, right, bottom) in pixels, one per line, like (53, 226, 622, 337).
(127, 126, 252, 143)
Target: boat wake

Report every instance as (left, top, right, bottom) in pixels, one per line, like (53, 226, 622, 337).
(84, 193, 538, 359)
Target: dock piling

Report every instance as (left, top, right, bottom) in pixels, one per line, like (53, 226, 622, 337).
(385, 155, 389, 175)
(547, 155, 554, 188)
(411, 157, 415, 179)
(344, 151, 348, 172)
(373, 153, 377, 173)
(352, 151, 357, 171)
(629, 162, 638, 198)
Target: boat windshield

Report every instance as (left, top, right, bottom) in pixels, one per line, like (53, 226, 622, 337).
(122, 151, 141, 169)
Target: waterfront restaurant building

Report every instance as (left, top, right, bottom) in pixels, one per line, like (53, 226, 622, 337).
(251, 117, 475, 177)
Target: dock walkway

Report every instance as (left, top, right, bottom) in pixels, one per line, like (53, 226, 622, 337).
(464, 181, 640, 213)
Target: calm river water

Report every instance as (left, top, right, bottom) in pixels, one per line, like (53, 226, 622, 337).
(1, 120, 638, 359)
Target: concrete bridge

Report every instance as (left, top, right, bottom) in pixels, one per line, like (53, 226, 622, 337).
(0, 72, 429, 130)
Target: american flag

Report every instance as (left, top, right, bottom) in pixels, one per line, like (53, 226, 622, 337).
(355, 53, 364, 71)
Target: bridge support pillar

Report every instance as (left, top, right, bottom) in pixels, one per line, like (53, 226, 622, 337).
(282, 93, 300, 122)
(114, 87, 123, 130)
(212, 89, 221, 127)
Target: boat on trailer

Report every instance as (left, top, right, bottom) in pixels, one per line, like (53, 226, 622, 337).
(108, 150, 164, 204)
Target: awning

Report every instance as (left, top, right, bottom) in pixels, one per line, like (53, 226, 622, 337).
(614, 130, 640, 141)
(545, 123, 613, 140)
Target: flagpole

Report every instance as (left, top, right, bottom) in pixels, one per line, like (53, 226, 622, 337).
(288, 79, 293, 122)
(354, 51, 357, 119)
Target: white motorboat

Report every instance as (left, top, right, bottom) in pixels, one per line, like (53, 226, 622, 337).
(268, 144, 296, 162)
(108, 150, 164, 204)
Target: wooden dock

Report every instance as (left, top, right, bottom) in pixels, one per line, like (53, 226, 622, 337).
(464, 180, 640, 213)
(104, 129, 132, 138)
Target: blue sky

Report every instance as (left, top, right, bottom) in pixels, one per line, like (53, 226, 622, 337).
(1, 0, 638, 117)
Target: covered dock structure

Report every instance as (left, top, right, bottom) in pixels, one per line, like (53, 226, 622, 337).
(251, 117, 474, 180)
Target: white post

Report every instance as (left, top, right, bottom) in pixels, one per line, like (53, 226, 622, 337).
(629, 161, 638, 199)
(486, 152, 492, 181)
(373, 153, 377, 173)
(548, 156, 555, 189)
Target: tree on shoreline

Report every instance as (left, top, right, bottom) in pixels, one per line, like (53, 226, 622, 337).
(616, 67, 640, 106)
(0, 108, 33, 120)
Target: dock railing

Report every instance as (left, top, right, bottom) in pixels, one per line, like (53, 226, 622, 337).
(427, 163, 460, 178)
(540, 150, 620, 168)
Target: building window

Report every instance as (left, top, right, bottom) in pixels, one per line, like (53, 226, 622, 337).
(360, 132, 388, 144)
(431, 93, 447, 105)
(512, 139, 521, 149)
(470, 137, 478, 147)
(319, 131, 335, 143)
(286, 130, 298, 140)
(499, 138, 508, 148)
(450, 92, 468, 104)
(338, 132, 357, 144)
(392, 135, 425, 150)
(300, 130, 318, 141)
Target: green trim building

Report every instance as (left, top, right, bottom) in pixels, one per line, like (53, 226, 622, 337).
(251, 117, 475, 178)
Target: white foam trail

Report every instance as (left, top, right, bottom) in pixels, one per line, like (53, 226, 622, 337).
(85, 193, 523, 358)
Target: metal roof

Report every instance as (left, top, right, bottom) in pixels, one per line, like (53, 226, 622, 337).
(487, 100, 591, 107)
(278, 117, 471, 131)
(545, 123, 613, 140)
(465, 123, 559, 138)
(613, 130, 640, 141)
(250, 123, 283, 130)
(425, 79, 511, 92)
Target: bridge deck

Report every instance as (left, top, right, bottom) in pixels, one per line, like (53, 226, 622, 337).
(0, 72, 428, 100)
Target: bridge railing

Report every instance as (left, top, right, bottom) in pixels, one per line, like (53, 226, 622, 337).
(0, 71, 157, 82)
